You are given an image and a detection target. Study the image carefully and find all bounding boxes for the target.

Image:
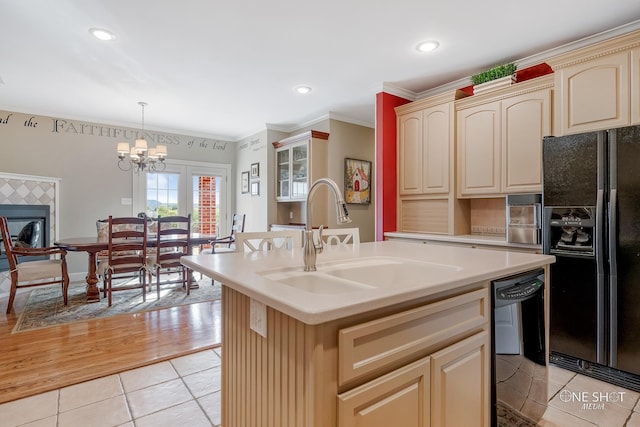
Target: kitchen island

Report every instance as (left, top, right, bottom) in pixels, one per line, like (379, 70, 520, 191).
(181, 240, 555, 427)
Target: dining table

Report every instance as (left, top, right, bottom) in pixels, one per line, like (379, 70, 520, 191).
(55, 233, 217, 303)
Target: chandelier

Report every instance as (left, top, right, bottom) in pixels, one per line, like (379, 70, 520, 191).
(116, 102, 167, 173)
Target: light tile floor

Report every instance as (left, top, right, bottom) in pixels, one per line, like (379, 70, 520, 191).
(542, 365, 640, 427)
(0, 348, 222, 427)
(498, 354, 640, 426)
(3, 347, 640, 426)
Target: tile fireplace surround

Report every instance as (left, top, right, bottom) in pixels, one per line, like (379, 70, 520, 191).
(0, 172, 60, 296)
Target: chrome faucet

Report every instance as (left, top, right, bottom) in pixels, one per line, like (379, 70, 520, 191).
(304, 177, 351, 271)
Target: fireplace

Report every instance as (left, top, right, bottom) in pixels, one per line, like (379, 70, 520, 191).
(0, 204, 50, 271)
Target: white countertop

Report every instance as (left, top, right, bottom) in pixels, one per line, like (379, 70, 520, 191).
(181, 241, 554, 325)
(384, 231, 542, 250)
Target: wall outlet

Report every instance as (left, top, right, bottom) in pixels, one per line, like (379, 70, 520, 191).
(289, 211, 293, 219)
(121, 197, 132, 205)
(250, 298, 267, 338)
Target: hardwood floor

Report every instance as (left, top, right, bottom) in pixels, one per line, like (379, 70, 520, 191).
(0, 290, 222, 404)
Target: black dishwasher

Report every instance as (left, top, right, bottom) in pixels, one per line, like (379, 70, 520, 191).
(491, 269, 546, 426)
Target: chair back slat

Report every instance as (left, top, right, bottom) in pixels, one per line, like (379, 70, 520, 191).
(107, 216, 147, 270)
(235, 230, 302, 252)
(155, 215, 191, 267)
(231, 214, 246, 234)
(315, 227, 360, 246)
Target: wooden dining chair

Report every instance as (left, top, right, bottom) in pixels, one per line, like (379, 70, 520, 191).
(149, 215, 192, 297)
(103, 216, 147, 307)
(205, 213, 246, 254)
(0, 216, 69, 314)
(234, 230, 302, 252)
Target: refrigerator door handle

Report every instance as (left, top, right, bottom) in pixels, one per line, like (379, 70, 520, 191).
(596, 188, 606, 364)
(609, 188, 618, 367)
(608, 130, 618, 368)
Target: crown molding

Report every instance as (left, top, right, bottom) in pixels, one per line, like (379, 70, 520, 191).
(380, 82, 417, 101)
(400, 19, 640, 102)
(327, 111, 374, 129)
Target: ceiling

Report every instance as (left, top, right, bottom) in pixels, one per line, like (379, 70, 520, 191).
(1, 1, 640, 141)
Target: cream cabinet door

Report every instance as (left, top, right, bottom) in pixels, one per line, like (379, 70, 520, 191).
(631, 48, 640, 125)
(398, 111, 423, 195)
(422, 104, 452, 194)
(338, 357, 431, 427)
(431, 331, 490, 427)
(501, 88, 551, 193)
(457, 102, 501, 196)
(555, 50, 630, 135)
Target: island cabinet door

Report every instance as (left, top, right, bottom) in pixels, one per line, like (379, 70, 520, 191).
(431, 331, 490, 427)
(338, 357, 431, 427)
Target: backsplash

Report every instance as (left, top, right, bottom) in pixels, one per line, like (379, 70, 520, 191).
(469, 197, 506, 236)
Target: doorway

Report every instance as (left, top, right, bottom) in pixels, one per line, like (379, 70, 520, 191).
(133, 160, 231, 237)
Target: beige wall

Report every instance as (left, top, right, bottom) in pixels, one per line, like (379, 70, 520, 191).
(0, 109, 235, 274)
(325, 119, 375, 242)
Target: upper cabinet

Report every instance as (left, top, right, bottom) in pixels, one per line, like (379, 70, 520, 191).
(395, 92, 469, 235)
(456, 75, 553, 197)
(273, 130, 329, 202)
(397, 95, 454, 196)
(501, 88, 551, 193)
(547, 30, 640, 135)
(456, 100, 501, 196)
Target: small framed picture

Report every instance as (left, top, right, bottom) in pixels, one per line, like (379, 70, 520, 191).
(250, 162, 260, 178)
(251, 181, 260, 196)
(241, 171, 250, 193)
(344, 158, 372, 204)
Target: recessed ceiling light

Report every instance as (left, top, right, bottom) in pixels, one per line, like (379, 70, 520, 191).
(295, 86, 312, 94)
(89, 28, 116, 41)
(416, 40, 440, 53)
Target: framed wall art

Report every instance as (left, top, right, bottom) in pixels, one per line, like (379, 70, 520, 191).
(241, 171, 250, 193)
(250, 162, 260, 178)
(251, 181, 260, 196)
(344, 158, 371, 204)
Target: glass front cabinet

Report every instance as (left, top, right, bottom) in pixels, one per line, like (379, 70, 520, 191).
(273, 130, 329, 201)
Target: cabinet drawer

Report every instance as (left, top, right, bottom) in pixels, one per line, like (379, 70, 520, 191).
(338, 288, 489, 386)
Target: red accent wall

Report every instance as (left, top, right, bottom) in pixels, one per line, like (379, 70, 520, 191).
(375, 92, 411, 241)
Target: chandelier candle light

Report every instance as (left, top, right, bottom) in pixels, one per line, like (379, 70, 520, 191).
(117, 101, 167, 173)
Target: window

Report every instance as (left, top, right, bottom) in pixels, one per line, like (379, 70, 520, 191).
(146, 172, 180, 218)
(133, 160, 231, 236)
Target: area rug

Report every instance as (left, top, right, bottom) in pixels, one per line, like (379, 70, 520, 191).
(12, 277, 221, 333)
(497, 401, 538, 427)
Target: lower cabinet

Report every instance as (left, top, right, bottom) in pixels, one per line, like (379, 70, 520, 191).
(338, 331, 491, 427)
(338, 331, 489, 427)
(338, 357, 431, 427)
(431, 331, 490, 426)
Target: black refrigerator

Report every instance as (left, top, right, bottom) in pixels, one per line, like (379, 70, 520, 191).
(543, 125, 640, 391)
